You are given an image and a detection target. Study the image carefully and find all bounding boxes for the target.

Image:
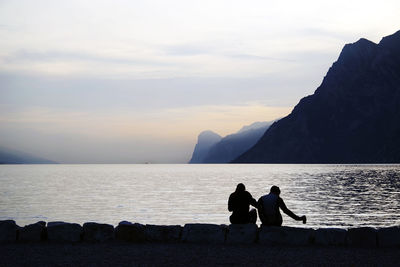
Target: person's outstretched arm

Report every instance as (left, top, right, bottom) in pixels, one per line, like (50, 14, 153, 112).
(278, 198, 306, 223)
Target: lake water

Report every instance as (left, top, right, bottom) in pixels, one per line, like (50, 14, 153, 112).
(1, 164, 400, 228)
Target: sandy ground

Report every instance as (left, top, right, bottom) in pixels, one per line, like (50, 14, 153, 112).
(1, 242, 399, 267)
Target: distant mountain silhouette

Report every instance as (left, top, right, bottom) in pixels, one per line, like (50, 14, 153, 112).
(189, 121, 273, 163)
(202, 121, 273, 163)
(237, 121, 272, 134)
(234, 30, 400, 163)
(0, 146, 56, 164)
(189, 131, 222, 163)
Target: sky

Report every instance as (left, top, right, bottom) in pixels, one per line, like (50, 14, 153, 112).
(0, 0, 399, 163)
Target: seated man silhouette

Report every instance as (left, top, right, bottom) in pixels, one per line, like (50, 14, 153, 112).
(258, 185, 306, 226)
(228, 183, 257, 224)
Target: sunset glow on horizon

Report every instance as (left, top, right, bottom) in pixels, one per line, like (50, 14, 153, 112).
(1, 0, 399, 163)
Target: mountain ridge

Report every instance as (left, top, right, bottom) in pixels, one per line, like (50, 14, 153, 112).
(189, 121, 273, 163)
(189, 130, 222, 163)
(202, 121, 273, 163)
(0, 146, 56, 164)
(233, 30, 400, 163)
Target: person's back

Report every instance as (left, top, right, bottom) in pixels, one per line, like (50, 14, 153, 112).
(258, 185, 306, 226)
(259, 192, 281, 226)
(228, 183, 257, 224)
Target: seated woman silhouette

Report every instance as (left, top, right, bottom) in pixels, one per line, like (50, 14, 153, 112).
(258, 185, 306, 226)
(228, 183, 257, 224)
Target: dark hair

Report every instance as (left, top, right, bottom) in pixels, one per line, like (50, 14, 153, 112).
(236, 183, 245, 192)
(270, 185, 281, 195)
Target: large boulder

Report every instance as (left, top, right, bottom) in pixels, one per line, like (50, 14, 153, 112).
(259, 226, 314, 246)
(115, 221, 146, 242)
(347, 227, 377, 247)
(19, 222, 46, 242)
(83, 222, 114, 242)
(314, 228, 347, 246)
(145, 224, 182, 242)
(181, 224, 227, 244)
(0, 220, 18, 243)
(226, 224, 258, 244)
(47, 221, 83, 242)
(377, 226, 400, 247)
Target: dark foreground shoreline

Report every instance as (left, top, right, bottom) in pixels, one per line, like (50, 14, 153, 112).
(1, 242, 400, 267)
(2, 220, 400, 266)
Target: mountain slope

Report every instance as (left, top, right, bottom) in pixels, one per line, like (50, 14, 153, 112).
(234, 30, 400, 163)
(0, 146, 56, 164)
(202, 121, 272, 163)
(189, 131, 222, 163)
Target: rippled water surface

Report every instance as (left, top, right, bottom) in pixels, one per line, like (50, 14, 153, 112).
(1, 164, 400, 228)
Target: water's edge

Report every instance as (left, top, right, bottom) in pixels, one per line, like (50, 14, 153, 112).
(2, 164, 400, 228)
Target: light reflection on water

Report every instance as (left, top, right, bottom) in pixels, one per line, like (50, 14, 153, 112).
(0, 164, 399, 228)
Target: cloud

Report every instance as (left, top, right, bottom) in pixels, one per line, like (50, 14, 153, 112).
(0, 104, 291, 137)
(297, 27, 355, 41)
(228, 53, 296, 62)
(0, 72, 320, 111)
(162, 43, 298, 62)
(2, 49, 173, 66)
(163, 44, 214, 56)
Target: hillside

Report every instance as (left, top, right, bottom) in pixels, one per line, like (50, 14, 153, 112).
(234, 30, 400, 163)
(0, 146, 56, 164)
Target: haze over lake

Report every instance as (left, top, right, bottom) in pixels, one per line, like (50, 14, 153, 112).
(1, 164, 399, 228)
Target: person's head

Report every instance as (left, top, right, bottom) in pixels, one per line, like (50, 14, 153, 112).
(236, 183, 245, 192)
(270, 185, 281, 195)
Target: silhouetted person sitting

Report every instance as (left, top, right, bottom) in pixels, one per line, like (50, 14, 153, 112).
(258, 185, 306, 226)
(228, 183, 257, 224)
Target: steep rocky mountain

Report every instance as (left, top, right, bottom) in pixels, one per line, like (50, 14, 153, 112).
(234, 30, 400, 163)
(0, 146, 56, 164)
(202, 121, 272, 163)
(189, 121, 273, 163)
(189, 131, 222, 163)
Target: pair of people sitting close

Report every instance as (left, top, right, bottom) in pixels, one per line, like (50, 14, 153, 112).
(228, 183, 306, 225)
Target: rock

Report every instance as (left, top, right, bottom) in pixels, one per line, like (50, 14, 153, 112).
(189, 131, 222, 163)
(115, 221, 145, 242)
(83, 222, 114, 242)
(314, 228, 347, 246)
(19, 222, 46, 242)
(47, 221, 83, 242)
(258, 226, 314, 246)
(37, 221, 46, 227)
(226, 224, 258, 244)
(145, 225, 182, 242)
(0, 220, 18, 243)
(181, 224, 226, 244)
(377, 226, 400, 247)
(347, 227, 377, 247)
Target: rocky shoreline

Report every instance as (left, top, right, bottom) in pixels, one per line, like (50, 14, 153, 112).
(1, 220, 400, 266)
(1, 220, 400, 247)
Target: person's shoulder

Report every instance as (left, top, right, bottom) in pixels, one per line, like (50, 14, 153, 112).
(245, 191, 254, 198)
(258, 194, 267, 201)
